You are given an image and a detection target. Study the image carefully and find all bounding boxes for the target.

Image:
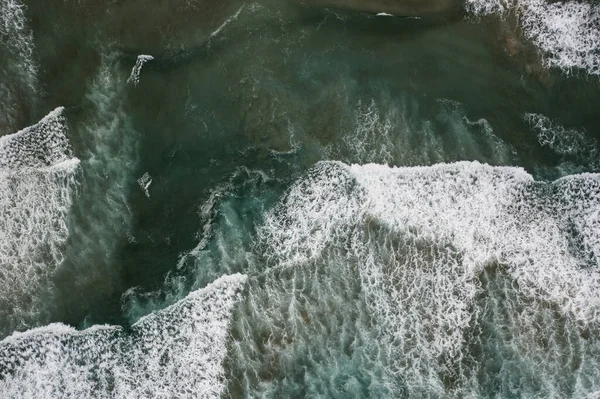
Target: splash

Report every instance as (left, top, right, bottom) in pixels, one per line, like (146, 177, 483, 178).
(0, 273, 247, 398)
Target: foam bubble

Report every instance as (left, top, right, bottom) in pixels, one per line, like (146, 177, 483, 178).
(0, 108, 79, 336)
(257, 160, 600, 395)
(0, 273, 247, 398)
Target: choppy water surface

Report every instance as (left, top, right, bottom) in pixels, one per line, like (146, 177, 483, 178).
(1, 0, 600, 397)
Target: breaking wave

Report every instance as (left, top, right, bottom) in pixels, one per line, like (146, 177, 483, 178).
(0, 107, 80, 336)
(0, 273, 247, 398)
(466, 0, 600, 76)
(229, 161, 600, 396)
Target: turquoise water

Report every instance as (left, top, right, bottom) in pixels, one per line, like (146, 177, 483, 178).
(1, 0, 600, 397)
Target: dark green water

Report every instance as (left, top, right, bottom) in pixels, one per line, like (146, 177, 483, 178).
(1, 0, 600, 397)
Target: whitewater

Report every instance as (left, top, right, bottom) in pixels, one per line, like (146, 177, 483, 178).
(0, 0, 599, 397)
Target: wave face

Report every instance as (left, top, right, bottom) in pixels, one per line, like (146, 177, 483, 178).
(229, 161, 600, 397)
(466, 0, 600, 76)
(0, 108, 80, 336)
(0, 273, 247, 398)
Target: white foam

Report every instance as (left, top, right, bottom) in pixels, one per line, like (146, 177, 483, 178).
(466, 0, 600, 76)
(525, 112, 596, 158)
(522, 0, 600, 76)
(0, 273, 247, 398)
(137, 172, 152, 198)
(0, 107, 73, 168)
(127, 55, 153, 87)
(0, 108, 80, 335)
(209, 6, 246, 40)
(337, 98, 515, 166)
(343, 99, 394, 164)
(259, 160, 600, 395)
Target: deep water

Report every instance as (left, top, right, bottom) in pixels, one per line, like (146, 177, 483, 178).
(1, 0, 600, 397)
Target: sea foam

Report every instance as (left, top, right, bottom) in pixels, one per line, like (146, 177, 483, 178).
(0, 107, 80, 336)
(525, 112, 597, 159)
(0, 273, 247, 398)
(466, 0, 600, 76)
(256, 161, 600, 396)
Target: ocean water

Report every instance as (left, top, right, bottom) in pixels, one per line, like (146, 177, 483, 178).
(1, 0, 600, 397)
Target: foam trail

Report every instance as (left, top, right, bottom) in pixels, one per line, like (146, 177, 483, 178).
(209, 5, 245, 40)
(253, 160, 600, 396)
(525, 113, 596, 159)
(53, 50, 142, 323)
(0, 107, 73, 168)
(0, 107, 80, 336)
(465, 0, 600, 76)
(339, 97, 515, 166)
(0, 274, 247, 398)
(137, 172, 152, 198)
(127, 54, 153, 86)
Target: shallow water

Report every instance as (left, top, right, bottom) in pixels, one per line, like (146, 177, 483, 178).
(1, 0, 600, 397)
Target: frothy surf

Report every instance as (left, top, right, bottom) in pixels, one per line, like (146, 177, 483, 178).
(0, 273, 247, 398)
(0, 107, 80, 336)
(466, 0, 600, 76)
(243, 160, 600, 396)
